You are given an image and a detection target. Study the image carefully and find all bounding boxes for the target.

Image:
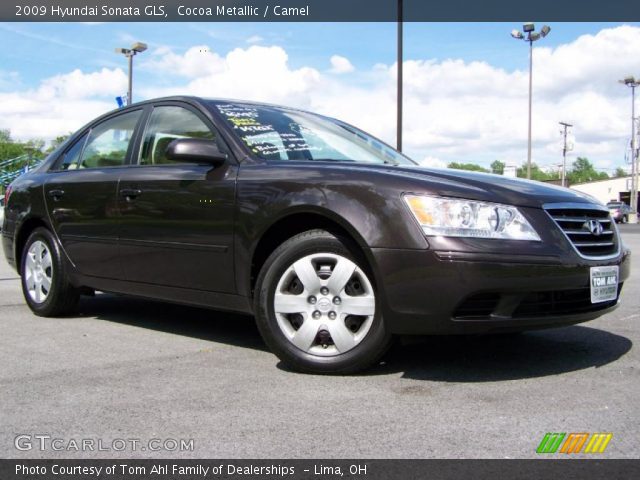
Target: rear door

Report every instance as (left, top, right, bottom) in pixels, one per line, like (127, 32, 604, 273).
(44, 109, 143, 279)
(117, 102, 238, 293)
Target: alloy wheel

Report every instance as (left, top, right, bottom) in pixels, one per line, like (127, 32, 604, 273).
(25, 240, 53, 304)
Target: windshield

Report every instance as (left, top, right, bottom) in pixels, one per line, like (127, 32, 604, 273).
(213, 102, 415, 165)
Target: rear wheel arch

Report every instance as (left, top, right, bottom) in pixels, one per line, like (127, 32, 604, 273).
(15, 217, 50, 268)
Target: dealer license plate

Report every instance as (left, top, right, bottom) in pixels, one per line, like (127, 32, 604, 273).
(590, 266, 619, 304)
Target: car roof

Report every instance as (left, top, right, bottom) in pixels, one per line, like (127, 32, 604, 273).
(116, 95, 307, 111)
(104, 96, 323, 121)
(66, 95, 314, 145)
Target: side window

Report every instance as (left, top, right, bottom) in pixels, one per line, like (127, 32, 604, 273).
(139, 106, 215, 166)
(54, 133, 87, 171)
(79, 110, 141, 169)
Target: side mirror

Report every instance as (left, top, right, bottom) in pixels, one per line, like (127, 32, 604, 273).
(165, 138, 227, 165)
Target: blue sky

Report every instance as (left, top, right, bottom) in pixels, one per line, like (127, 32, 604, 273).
(1, 22, 639, 172)
(2, 22, 636, 90)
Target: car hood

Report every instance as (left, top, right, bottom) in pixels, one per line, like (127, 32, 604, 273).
(371, 164, 602, 209)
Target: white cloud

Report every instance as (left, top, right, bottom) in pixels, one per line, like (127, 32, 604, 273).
(2, 25, 639, 173)
(39, 68, 127, 99)
(417, 156, 447, 169)
(0, 68, 126, 139)
(246, 35, 264, 44)
(329, 55, 355, 74)
(145, 45, 225, 78)
(142, 45, 321, 106)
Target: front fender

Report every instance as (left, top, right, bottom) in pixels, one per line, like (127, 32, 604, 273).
(234, 163, 429, 298)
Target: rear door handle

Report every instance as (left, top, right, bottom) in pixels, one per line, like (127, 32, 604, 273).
(48, 189, 65, 200)
(120, 188, 142, 200)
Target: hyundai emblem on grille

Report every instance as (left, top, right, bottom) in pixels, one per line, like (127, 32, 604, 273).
(586, 219, 604, 236)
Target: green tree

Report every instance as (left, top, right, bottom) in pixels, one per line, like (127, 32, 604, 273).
(566, 157, 609, 184)
(614, 167, 627, 178)
(46, 134, 72, 154)
(0, 129, 11, 142)
(447, 162, 490, 173)
(516, 163, 560, 182)
(0, 130, 26, 163)
(490, 160, 505, 175)
(0, 129, 48, 187)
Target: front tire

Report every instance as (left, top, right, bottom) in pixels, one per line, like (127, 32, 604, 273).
(254, 230, 391, 374)
(21, 227, 79, 316)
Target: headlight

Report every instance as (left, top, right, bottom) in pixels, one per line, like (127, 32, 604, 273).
(403, 195, 541, 241)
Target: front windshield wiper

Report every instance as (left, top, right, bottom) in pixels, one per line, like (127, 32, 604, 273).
(307, 158, 399, 166)
(310, 158, 357, 163)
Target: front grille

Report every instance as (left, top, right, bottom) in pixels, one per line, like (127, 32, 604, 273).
(545, 206, 618, 258)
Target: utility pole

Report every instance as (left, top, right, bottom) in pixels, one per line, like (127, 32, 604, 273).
(619, 76, 639, 222)
(633, 86, 638, 220)
(396, 0, 403, 152)
(559, 122, 572, 187)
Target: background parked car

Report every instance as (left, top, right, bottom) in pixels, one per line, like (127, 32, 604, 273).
(606, 201, 630, 223)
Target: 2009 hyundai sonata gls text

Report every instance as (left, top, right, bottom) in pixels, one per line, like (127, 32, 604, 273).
(2, 97, 630, 373)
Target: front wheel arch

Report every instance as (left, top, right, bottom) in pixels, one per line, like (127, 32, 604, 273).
(253, 229, 392, 374)
(249, 210, 375, 297)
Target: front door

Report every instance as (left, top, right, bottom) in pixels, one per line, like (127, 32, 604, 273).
(117, 104, 237, 293)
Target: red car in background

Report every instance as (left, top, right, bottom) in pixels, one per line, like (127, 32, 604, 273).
(607, 201, 631, 223)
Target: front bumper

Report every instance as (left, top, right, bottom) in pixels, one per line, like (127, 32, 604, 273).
(372, 247, 631, 335)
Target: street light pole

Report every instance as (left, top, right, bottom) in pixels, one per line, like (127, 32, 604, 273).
(397, 0, 403, 152)
(511, 23, 551, 179)
(115, 42, 148, 106)
(128, 52, 134, 105)
(619, 76, 640, 221)
(559, 121, 572, 187)
(527, 39, 533, 180)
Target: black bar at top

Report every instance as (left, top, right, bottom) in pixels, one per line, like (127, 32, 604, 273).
(2, 0, 640, 22)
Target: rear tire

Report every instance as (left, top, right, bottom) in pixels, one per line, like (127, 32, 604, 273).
(20, 227, 79, 317)
(254, 229, 391, 374)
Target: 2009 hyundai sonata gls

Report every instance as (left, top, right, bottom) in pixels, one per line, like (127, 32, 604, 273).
(2, 97, 630, 373)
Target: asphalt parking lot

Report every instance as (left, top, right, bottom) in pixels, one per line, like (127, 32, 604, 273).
(0, 226, 638, 459)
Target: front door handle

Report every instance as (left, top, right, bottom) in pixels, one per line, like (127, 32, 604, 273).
(48, 189, 65, 200)
(120, 188, 142, 201)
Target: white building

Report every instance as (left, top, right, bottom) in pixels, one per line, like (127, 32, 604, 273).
(570, 175, 634, 206)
